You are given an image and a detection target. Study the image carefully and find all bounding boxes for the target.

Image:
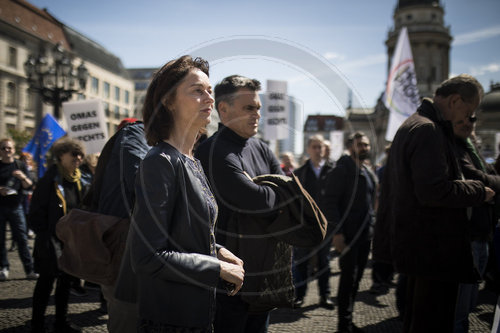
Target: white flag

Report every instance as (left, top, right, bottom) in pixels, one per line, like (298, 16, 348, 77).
(384, 27, 420, 141)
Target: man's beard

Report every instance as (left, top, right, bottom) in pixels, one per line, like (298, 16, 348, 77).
(356, 151, 370, 161)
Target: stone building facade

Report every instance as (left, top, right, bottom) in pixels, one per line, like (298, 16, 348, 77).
(0, 0, 134, 139)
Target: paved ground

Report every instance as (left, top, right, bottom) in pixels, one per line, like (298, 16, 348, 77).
(0, 232, 497, 332)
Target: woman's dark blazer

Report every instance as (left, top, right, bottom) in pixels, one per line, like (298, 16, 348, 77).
(124, 141, 220, 329)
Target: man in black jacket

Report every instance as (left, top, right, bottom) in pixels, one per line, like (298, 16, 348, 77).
(0, 138, 36, 281)
(196, 75, 283, 333)
(376, 75, 494, 333)
(292, 135, 334, 309)
(322, 132, 376, 333)
(453, 126, 500, 332)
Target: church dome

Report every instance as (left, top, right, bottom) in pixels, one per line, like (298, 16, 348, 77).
(480, 83, 500, 113)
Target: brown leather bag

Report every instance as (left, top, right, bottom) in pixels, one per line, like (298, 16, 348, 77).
(56, 208, 129, 285)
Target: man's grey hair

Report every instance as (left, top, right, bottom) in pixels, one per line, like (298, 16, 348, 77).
(435, 74, 484, 103)
(214, 75, 261, 111)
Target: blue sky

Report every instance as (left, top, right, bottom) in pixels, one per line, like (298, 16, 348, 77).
(29, 0, 500, 125)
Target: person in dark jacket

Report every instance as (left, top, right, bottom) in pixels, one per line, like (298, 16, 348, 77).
(195, 75, 284, 333)
(375, 74, 494, 333)
(87, 120, 150, 333)
(321, 132, 377, 333)
(0, 138, 36, 281)
(453, 128, 500, 332)
(122, 55, 244, 333)
(29, 137, 89, 333)
(292, 134, 335, 309)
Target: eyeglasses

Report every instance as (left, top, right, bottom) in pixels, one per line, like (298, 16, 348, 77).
(71, 151, 83, 157)
(1, 146, 13, 151)
(469, 116, 477, 123)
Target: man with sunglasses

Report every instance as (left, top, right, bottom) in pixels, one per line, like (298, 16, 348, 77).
(377, 74, 495, 332)
(452, 116, 500, 332)
(0, 138, 37, 281)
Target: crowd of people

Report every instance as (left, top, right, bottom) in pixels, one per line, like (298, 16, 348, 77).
(1, 55, 500, 333)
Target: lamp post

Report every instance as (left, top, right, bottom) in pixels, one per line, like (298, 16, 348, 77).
(23, 43, 89, 119)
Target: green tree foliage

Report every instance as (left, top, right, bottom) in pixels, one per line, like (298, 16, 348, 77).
(7, 128, 33, 151)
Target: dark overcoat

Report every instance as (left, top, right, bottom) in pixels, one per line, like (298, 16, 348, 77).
(373, 98, 486, 283)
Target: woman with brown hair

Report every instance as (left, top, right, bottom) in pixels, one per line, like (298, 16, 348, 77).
(29, 137, 89, 333)
(116, 55, 244, 332)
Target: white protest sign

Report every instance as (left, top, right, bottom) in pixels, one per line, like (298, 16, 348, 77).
(329, 130, 344, 162)
(264, 80, 289, 140)
(63, 99, 108, 155)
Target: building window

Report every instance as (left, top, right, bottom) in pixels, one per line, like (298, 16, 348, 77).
(103, 102, 110, 117)
(135, 81, 149, 90)
(124, 90, 130, 104)
(6, 82, 17, 106)
(115, 86, 120, 102)
(305, 119, 318, 132)
(325, 119, 336, 131)
(104, 82, 110, 98)
(430, 66, 437, 81)
(8, 47, 17, 68)
(24, 113, 35, 121)
(124, 108, 130, 117)
(91, 77, 99, 94)
(406, 14, 413, 21)
(114, 106, 120, 119)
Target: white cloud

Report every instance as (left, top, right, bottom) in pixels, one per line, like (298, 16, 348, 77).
(454, 25, 500, 46)
(323, 52, 345, 61)
(469, 63, 500, 76)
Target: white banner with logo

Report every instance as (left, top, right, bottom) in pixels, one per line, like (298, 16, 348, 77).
(384, 26, 420, 141)
(263, 80, 289, 140)
(63, 99, 108, 155)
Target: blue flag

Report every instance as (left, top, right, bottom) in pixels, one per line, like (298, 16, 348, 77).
(23, 114, 66, 179)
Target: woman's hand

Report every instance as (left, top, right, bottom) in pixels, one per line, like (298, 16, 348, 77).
(219, 261, 244, 296)
(217, 247, 244, 267)
(218, 248, 244, 296)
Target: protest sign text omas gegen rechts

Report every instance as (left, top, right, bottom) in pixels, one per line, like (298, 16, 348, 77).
(62, 99, 109, 154)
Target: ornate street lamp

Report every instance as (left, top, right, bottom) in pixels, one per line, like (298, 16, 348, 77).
(24, 42, 89, 119)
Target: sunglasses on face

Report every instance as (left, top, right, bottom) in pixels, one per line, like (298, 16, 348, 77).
(71, 151, 83, 158)
(1, 146, 13, 151)
(469, 116, 477, 123)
